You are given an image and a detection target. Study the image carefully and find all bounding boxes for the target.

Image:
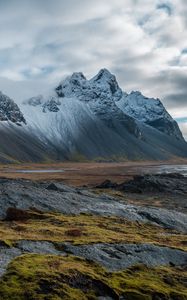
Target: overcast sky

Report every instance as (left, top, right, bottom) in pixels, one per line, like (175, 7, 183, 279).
(0, 0, 186, 139)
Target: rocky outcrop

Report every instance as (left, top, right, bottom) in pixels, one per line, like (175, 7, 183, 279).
(97, 173, 187, 194)
(0, 179, 187, 232)
(0, 91, 25, 125)
(63, 243, 187, 271)
(119, 173, 187, 194)
(0, 240, 186, 277)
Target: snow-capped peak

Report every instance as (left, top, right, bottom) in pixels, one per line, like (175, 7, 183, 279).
(90, 68, 122, 97)
(70, 72, 86, 81)
(22, 69, 184, 141)
(91, 68, 116, 83)
(54, 69, 122, 102)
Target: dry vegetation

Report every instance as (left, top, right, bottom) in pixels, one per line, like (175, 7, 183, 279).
(0, 160, 186, 186)
(0, 209, 186, 250)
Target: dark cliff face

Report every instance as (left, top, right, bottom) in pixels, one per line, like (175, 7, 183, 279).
(0, 92, 26, 125)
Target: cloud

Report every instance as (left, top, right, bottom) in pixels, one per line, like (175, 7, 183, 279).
(178, 122, 187, 140)
(0, 0, 186, 137)
(157, 3, 173, 16)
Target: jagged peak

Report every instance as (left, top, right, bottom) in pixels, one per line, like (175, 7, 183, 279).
(53, 68, 122, 100)
(90, 68, 116, 83)
(58, 72, 86, 86)
(70, 72, 86, 80)
(55, 72, 86, 97)
(90, 68, 122, 97)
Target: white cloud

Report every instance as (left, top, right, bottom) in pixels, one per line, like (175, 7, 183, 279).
(179, 122, 187, 141)
(0, 0, 186, 136)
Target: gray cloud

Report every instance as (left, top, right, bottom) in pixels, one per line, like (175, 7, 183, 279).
(0, 0, 186, 136)
(157, 3, 173, 16)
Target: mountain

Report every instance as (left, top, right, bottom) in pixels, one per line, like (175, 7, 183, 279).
(0, 69, 186, 162)
(116, 90, 184, 140)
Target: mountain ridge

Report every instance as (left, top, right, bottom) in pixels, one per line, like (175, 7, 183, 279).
(0, 69, 186, 163)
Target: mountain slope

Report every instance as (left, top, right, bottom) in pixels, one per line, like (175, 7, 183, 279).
(0, 94, 53, 163)
(0, 69, 186, 162)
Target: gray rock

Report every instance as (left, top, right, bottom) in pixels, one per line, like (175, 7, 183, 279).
(120, 173, 187, 194)
(0, 240, 186, 278)
(63, 243, 187, 271)
(0, 247, 22, 277)
(0, 179, 187, 233)
(17, 240, 65, 255)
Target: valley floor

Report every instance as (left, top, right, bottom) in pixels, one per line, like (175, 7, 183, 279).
(0, 159, 187, 185)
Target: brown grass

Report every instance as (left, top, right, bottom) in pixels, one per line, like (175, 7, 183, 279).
(0, 160, 186, 186)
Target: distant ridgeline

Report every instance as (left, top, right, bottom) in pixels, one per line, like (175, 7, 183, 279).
(0, 69, 186, 163)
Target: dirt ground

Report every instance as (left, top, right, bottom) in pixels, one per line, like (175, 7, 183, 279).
(0, 160, 186, 186)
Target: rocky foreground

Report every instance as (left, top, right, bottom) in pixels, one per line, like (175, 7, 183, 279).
(0, 176, 186, 299)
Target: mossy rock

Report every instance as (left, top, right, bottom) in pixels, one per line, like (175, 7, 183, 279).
(0, 252, 187, 300)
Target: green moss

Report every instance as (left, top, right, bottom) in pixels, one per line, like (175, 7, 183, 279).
(0, 254, 187, 300)
(110, 265, 187, 299)
(0, 210, 186, 299)
(0, 212, 186, 251)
